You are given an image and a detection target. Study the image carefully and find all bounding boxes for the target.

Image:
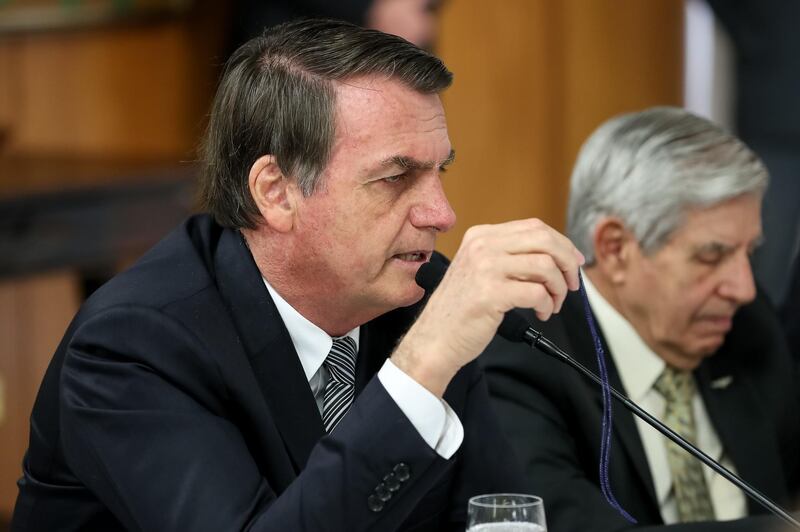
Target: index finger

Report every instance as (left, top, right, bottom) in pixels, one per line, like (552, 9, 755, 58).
(488, 219, 585, 290)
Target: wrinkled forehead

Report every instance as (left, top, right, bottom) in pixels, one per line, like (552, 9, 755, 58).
(319, 78, 451, 183)
(332, 76, 446, 132)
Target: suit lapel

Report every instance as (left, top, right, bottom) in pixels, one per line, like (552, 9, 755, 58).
(214, 228, 324, 472)
(212, 236, 431, 472)
(563, 291, 789, 517)
(557, 294, 660, 511)
(697, 351, 787, 512)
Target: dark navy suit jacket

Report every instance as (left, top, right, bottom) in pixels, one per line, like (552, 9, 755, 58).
(12, 214, 521, 531)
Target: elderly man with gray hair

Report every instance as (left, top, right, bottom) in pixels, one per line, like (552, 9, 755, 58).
(482, 106, 800, 531)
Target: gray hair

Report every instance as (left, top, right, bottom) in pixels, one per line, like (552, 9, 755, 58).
(567, 106, 768, 264)
(200, 18, 453, 229)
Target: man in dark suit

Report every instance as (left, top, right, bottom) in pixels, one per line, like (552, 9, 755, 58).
(11, 19, 584, 532)
(482, 107, 800, 531)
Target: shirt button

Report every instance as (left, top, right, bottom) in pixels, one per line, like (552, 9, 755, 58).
(393, 462, 410, 482)
(367, 494, 384, 512)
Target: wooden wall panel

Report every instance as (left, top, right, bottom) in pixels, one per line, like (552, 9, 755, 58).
(437, 1, 564, 256)
(0, 273, 80, 518)
(0, 2, 227, 159)
(12, 25, 197, 157)
(0, 42, 16, 153)
(561, 0, 685, 181)
(436, 0, 683, 257)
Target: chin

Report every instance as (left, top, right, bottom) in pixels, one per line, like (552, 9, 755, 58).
(391, 284, 426, 309)
(690, 337, 725, 358)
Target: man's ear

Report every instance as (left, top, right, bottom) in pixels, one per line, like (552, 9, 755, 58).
(248, 155, 297, 233)
(592, 217, 636, 285)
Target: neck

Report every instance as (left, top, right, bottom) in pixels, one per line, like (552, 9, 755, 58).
(242, 228, 378, 336)
(583, 267, 623, 312)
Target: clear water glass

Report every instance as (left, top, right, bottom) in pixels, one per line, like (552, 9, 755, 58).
(467, 493, 547, 532)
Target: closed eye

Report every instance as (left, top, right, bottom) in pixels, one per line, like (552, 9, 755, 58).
(695, 251, 725, 265)
(692, 242, 734, 265)
(383, 173, 407, 184)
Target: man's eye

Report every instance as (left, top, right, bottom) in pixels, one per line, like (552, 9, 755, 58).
(384, 174, 405, 183)
(694, 250, 726, 265)
(696, 254, 722, 265)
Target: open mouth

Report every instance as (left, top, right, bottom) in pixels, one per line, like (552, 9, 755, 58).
(393, 251, 430, 262)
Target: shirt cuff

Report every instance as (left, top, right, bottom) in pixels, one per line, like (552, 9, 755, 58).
(377, 359, 464, 459)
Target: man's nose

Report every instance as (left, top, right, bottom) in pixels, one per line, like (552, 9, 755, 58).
(410, 174, 457, 232)
(719, 252, 757, 305)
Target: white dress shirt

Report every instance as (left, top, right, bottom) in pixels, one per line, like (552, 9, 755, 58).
(263, 279, 463, 459)
(582, 275, 746, 523)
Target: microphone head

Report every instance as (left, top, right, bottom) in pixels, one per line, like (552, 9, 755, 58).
(415, 259, 532, 344)
(415, 260, 447, 293)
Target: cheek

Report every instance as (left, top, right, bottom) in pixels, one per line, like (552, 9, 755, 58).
(320, 218, 386, 278)
(304, 200, 359, 250)
(662, 283, 703, 325)
(657, 288, 719, 352)
(631, 271, 687, 336)
(648, 294, 683, 339)
(302, 190, 413, 279)
(682, 275, 721, 314)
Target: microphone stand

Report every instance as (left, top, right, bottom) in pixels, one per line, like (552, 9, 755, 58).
(523, 327, 800, 530)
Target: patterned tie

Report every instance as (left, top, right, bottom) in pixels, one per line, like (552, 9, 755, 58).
(653, 366, 716, 522)
(322, 336, 358, 433)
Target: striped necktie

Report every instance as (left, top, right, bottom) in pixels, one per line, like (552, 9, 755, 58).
(322, 336, 358, 433)
(654, 366, 716, 522)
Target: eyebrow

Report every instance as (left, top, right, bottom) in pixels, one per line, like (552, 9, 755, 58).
(693, 234, 765, 255)
(379, 149, 456, 171)
(693, 241, 735, 255)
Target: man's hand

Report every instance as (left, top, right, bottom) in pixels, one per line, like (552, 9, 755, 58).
(392, 219, 584, 397)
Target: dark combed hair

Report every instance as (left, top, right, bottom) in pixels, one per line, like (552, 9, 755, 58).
(199, 18, 453, 229)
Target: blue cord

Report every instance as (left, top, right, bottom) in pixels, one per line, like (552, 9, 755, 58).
(576, 270, 637, 523)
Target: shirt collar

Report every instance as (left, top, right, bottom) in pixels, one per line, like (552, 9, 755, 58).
(263, 278, 360, 383)
(582, 272, 665, 402)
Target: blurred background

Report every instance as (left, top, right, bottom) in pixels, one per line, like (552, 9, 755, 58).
(1, 0, 797, 526)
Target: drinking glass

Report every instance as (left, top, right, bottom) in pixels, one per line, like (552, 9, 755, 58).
(467, 493, 547, 532)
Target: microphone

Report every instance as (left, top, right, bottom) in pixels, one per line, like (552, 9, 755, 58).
(415, 260, 800, 530)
